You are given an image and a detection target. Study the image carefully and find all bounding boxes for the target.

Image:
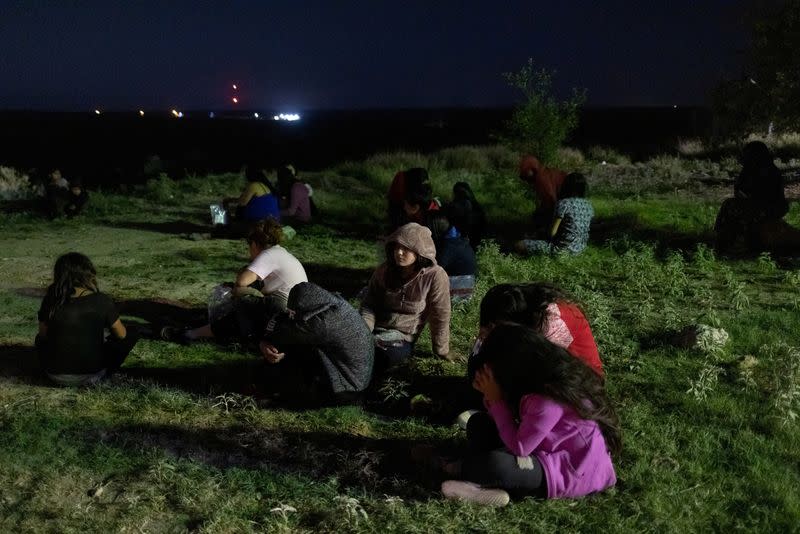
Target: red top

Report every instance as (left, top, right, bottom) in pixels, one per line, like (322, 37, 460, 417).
(519, 155, 567, 213)
(388, 171, 406, 204)
(542, 302, 603, 376)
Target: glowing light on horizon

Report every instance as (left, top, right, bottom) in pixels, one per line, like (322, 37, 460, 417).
(139, 110, 144, 116)
(232, 84, 238, 90)
(273, 113, 301, 122)
(232, 97, 239, 104)
(94, 109, 101, 115)
(254, 112, 259, 118)
(172, 109, 183, 118)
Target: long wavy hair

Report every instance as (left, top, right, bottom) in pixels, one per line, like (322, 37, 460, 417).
(44, 252, 98, 320)
(478, 323, 621, 456)
(479, 282, 579, 331)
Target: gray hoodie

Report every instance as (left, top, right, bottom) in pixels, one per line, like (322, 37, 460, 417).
(266, 282, 374, 393)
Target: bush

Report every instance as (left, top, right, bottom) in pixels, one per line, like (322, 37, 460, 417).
(433, 146, 490, 172)
(586, 146, 631, 165)
(0, 167, 34, 200)
(497, 59, 585, 165)
(553, 147, 585, 171)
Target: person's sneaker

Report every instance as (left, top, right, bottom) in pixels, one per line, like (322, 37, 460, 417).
(441, 480, 510, 507)
(159, 326, 190, 345)
(455, 409, 480, 431)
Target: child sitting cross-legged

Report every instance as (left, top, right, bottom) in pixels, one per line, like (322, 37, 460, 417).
(440, 324, 620, 507)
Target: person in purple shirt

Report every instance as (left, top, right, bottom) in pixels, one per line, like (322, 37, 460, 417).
(441, 324, 621, 507)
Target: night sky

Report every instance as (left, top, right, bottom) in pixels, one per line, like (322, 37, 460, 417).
(0, 1, 748, 111)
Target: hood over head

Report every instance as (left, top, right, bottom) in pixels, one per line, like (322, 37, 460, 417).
(519, 155, 543, 181)
(385, 222, 437, 265)
(286, 282, 339, 321)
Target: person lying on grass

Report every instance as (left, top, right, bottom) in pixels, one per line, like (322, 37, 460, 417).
(36, 252, 138, 386)
(360, 222, 453, 369)
(162, 219, 308, 345)
(258, 282, 374, 406)
(440, 324, 620, 507)
(515, 172, 593, 256)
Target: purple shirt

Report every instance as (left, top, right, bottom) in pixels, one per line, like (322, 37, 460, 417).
(281, 182, 312, 222)
(486, 393, 616, 499)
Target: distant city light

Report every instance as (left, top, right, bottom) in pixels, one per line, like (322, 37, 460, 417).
(232, 97, 238, 104)
(253, 112, 259, 118)
(94, 109, 101, 115)
(673, 105, 678, 109)
(171, 109, 183, 118)
(139, 110, 144, 116)
(209, 111, 215, 118)
(232, 84, 238, 90)
(273, 113, 301, 122)
(178, 111, 183, 118)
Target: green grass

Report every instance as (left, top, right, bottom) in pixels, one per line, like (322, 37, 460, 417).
(1, 145, 799, 532)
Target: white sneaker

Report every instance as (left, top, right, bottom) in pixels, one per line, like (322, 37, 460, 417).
(441, 480, 510, 507)
(455, 409, 480, 430)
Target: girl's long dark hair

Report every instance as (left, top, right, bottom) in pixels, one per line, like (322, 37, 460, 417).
(45, 252, 98, 320)
(479, 282, 578, 331)
(477, 324, 622, 456)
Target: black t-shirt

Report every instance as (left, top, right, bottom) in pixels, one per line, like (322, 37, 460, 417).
(37, 291, 119, 374)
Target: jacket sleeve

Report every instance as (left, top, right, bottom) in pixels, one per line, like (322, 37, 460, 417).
(267, 316, 323, 347)
(359, 267, 383, 332)
(426, 267, 451, 356)
(486, 395, 563, 457)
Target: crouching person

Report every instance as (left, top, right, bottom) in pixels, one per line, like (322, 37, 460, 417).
(259, 282, 374, 406)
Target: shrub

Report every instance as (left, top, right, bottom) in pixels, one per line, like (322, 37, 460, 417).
(433, 146, 490, 172)
(553, 147, 585, 171)
(497, 59, 586, 165)
(0, 167, 34, 200)
(586, 146, 631, 165)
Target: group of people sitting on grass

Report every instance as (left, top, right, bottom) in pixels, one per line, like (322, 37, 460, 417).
(34, 213, 619, 506)
(43, 168, 89, 219)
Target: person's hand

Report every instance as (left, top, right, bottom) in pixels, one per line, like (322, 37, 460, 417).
(472, 364, 503, 402)
(221, 281, 235, 289)
(259, 341, 285, 364)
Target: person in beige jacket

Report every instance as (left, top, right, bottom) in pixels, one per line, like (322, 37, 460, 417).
(361, 223, 452, 367)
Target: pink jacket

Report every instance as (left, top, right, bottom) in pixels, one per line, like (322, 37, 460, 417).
(487, 393, 616, 499)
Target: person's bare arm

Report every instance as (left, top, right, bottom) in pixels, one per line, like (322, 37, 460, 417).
(110, 319, 127, 339)
(233, 268, 262, 297)
(237, 182, 258, 206)
(549, 217, 562, 238)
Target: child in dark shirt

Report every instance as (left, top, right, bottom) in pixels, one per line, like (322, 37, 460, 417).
(36, 252, 137, 386)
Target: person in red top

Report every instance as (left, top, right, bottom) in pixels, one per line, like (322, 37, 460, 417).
(388, 167, 430, 230)
(469, 282, 603, 378)
(519, 155, 567, 234)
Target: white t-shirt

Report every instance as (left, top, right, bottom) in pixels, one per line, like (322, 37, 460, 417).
(246, 245, 308, 297)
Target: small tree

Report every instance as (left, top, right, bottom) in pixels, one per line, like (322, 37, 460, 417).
(498, 59, 586, 165)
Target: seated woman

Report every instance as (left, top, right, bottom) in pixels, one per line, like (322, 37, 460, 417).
(163, 219, 308, 344)
(715, 141, 800, 255)
(228, 165, 280, 222)
(360, 222, 453, 367)
(259, 282, 374, 406)
(36, 252, 137, 386)
(429, 213, 477, 304)
(441, 324, 619, 506)
(472, 282, 603, 377)
(277, 164, 314, 224)
(515, 173, 593, 256)
(519, 155, 567, 235)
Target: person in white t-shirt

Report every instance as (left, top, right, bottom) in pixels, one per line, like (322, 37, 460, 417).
(161, 219, 308, 344)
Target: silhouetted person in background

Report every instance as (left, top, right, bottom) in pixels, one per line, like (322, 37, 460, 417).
(64, 177, 88, 217)
(449, 181, 487, 250)
(715, 141, 800, 255)
(277, 164, 315, 223)
(387, 167, 430, 230)
(44, 168, 69, 218)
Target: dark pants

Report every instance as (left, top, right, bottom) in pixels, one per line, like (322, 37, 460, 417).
(461, 411, 547, 499)
(210, 294, 287, 343)
(35, 330, 138, 386)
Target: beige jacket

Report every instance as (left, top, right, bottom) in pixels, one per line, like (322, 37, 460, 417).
(361, 223, 451, 356)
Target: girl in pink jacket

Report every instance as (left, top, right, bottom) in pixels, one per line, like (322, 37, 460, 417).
(442, 324, 620, 507)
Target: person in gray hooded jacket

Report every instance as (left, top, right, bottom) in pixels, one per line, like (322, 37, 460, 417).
(259, 282, 374, 405)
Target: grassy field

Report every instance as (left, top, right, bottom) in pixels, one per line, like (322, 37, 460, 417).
(1, 144, 799, 533)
